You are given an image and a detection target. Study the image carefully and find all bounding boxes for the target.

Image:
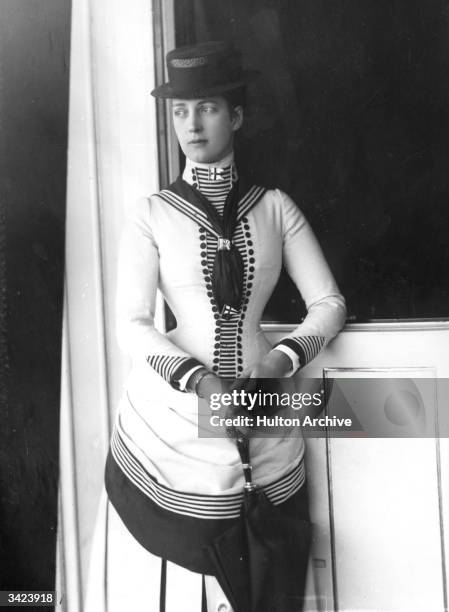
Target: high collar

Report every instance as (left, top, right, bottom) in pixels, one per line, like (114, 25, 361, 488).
(182, 152, 238, 187)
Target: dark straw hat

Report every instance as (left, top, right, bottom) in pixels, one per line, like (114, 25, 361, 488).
(151, 41, 257, 99)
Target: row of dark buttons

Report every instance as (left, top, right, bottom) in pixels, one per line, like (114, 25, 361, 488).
(199, 217, 253, 375)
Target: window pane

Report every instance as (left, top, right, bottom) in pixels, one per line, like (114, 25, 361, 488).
(174, 0, 449, 321)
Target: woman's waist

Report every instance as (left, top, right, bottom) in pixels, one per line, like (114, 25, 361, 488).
(167, 321, 270, 348)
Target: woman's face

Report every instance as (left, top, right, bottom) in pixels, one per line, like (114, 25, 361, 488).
(171, 96, 243, 164)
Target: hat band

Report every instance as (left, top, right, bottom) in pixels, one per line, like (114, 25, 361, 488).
(166, 62, 241, 95)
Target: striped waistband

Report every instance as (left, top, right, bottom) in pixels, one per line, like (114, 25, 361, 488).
(110, 427, 305, 520)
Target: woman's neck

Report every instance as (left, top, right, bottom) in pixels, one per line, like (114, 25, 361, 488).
(183, 152, 237, 190)
(182, 152, 237, 201)
(184, 151, 234, 173)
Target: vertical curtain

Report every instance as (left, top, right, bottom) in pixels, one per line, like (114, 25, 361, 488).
(59, 0, 161, 608)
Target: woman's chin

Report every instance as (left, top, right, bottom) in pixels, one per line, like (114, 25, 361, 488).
(185, 146, 232, 165)
(186, 151, 214, 164)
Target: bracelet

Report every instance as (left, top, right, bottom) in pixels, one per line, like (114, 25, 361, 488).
(187, 368, 211, 395)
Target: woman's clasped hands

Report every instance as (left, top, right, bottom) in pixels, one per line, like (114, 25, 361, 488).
(197, 350, 294, 438)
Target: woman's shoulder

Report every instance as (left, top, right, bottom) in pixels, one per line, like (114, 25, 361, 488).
(259, 187, 307, 220)
(255, 188, 308, 242)
(125, 193, 168, 223)
(122, 195, 167, 241)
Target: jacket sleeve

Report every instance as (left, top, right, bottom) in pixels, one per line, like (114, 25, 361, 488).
(116, 197, 205, 391)
(269, 190, 347, 374)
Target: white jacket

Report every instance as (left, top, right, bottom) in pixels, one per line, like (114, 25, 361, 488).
(111, 164, 346, 499)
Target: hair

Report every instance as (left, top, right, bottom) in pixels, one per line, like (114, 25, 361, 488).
(221, 86, 247, 116)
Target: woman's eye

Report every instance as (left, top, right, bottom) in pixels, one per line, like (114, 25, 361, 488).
(200, 106, 216, 113)
(173, 109, 187, 118)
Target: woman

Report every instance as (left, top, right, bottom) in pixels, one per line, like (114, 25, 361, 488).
(86, 41, 346, 612)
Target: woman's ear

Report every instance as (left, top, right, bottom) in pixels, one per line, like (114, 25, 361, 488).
(231, 106, 244, 132)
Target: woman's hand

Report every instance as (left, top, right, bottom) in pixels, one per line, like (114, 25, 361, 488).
(231, 349, 293, 391)
(196, 372, 231, 403)
(226, 350, 294, 437)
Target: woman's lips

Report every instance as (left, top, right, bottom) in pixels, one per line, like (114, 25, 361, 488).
(188, 139, 207, 145)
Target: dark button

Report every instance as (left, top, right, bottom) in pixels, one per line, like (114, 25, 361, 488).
(245, 232, 251, 238)
(249, 258, 255, 264)
(214, 343, 220, 349)
(213, 358, 219, 363)
(247, 283, 253, 289)
(214, 350, 220, 356)
(200, 242, 207, 249)
(249, 267, 255, 273)
(248, 249, 254, 256)
(237, 358, 243, 364)
(207, 291, 213, 298)
(248, 274, 254, 281)
(212, 306, 218, 312)
(247, 240, 253, 246)
(213, 366, 219, 372)
(244, 298, 249, 304)
(200, 251, 207, 257)
(215, 336, 220, 341)
(237, 367, 243, 373)
(237, 350, 243, 356)
(193, 182, 198, 188)
(205, 276, 211, 282)
(201, 260, 208, 266)
(242, 216, 248, 222)
(203, 269, 209, 275)
(214, 314, 219, 320)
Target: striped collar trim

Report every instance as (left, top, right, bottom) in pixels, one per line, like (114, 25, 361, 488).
(183, 152, 235, 180)
(156, 184, 267, 235)
(156, 188, 216, 234)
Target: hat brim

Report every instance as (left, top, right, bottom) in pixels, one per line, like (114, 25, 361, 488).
(151, 70, 259, 99)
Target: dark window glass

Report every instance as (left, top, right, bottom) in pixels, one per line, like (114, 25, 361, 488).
(173, 0, 449, 322)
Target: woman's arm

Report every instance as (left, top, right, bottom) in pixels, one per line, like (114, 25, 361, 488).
(116, 197, 206, 391)
(238, 189, 346, 380)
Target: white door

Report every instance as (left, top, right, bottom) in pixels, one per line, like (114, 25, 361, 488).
(266, 322, 449, 612)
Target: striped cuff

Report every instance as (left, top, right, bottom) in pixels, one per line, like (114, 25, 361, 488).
(274, 335, 325, 369)
(178, 365, 204, 392)
(147, 355, 204, 392)
(270, 346, 300, 376)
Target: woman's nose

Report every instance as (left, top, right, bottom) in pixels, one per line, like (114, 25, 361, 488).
(188, 111, 202, 132)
